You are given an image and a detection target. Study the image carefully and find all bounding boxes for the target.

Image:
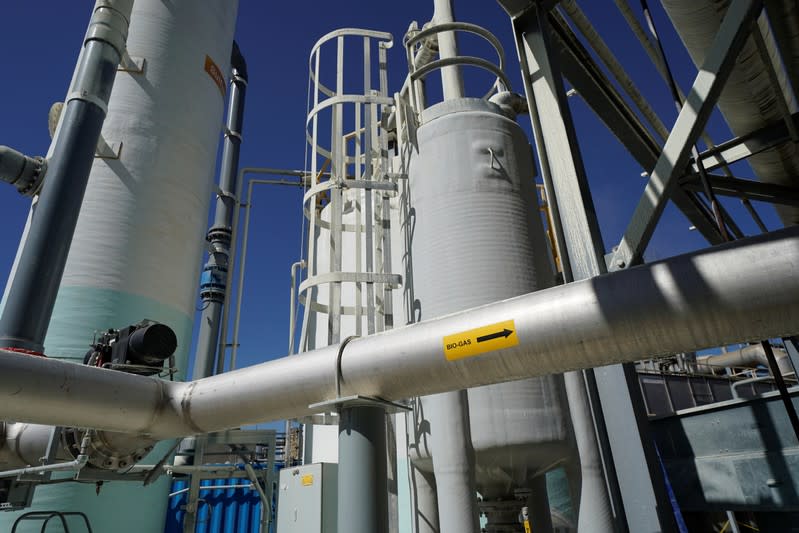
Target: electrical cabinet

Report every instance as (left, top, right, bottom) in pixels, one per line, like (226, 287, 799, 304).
(276, 463, 337, 533)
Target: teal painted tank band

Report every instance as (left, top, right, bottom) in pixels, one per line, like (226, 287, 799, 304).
(0, 287, 194, 532)
(0, 440, 177, 533)
(44, 285, 193, 377)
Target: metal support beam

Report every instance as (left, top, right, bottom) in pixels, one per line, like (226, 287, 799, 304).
(514, 8, 605, 281)
(513, 5, 679, 531)
(784, 338, 799, 377)
(695, 112, 799, 173)
(512, 10, 620, 532)
(680, 173, 799, 208)
(548, 10, 725, 246)
(609, 0, 764, 270)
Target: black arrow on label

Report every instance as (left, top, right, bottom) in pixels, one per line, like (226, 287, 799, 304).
(476, 328, 513, 343)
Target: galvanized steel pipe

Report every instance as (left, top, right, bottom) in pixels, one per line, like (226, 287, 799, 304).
(0, 228, 797, 438)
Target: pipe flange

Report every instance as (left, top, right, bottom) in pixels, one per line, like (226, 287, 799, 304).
(206, 226, 232, 244)
(86, 2, 132, 57)
(16, 156, 47, 197)
(64, 428, 155, 471)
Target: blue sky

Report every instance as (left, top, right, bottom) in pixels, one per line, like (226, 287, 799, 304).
(0, 1, 781, 374)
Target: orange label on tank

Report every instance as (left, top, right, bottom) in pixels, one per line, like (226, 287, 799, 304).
(442, 320, 519, 361)
(204, 55, 226, 97)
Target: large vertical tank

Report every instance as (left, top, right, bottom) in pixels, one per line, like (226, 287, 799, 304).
(408, 98, 573, 524)
(0, 1, 238, 531)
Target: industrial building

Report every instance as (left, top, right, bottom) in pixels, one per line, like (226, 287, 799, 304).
(0, 0, 797, 532)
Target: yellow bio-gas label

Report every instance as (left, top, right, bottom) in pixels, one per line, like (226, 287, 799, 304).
(442, 320, 518, 361)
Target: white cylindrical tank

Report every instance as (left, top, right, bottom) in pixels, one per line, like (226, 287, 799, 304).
(0, 1, 238, 531)
(408, 98, 573, 503)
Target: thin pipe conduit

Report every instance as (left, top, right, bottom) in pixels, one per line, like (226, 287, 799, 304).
(226, 170, 307, 372)
(0, 227, 797, 439)
(0, 432, 91, 479)
(215, 167, 307, 375)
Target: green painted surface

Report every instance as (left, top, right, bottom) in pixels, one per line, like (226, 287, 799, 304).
(0, 286, 193, 533)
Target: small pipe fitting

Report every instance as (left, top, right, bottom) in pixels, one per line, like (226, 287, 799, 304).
(86, 0, 133, 57)
(0, 146, 47, 196)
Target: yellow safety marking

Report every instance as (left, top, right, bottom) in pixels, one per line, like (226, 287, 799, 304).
(523, 521, 532, 533)
(301, 474, 314, 486)
(442, 319, 518, 361)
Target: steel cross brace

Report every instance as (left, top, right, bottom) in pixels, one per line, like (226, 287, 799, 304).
(608, 0, 764, 271)
(513, 4, 680, 532)
(548, 9, 727, 248)
(680, 173, 799, 208)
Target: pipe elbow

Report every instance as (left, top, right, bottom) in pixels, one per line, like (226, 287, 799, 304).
(488, 91, 528, 118)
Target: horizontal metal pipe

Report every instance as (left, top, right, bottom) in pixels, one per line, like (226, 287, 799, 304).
(696, 343, 793, 375)
(0, 228, 797, 439)
(169, 484, 254, 498)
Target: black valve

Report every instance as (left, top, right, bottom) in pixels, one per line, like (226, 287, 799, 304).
(84, 320, 177, 376)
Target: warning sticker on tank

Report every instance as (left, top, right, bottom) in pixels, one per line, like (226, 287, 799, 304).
(301, 474, 314, 486)
(204, 55, 226, 97)
(442, 320, 518, 361)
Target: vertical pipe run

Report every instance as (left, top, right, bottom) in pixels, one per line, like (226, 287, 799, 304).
(338, 405, 389, 533)
(193, 42, 248, 380)
(288, 260, 306, 355)
(422, 3, 476, 531)
(0, 0, 132, 353)
(432, 0, 465, 100)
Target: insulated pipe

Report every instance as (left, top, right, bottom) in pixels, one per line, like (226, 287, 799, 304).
(192, 42, 248, 380)
(0, 146, 46, 196)
(695, 343, 793, 375)
(0, 0, 132, 353)
(662, 0, 799, 225)
(0, 227, 796, 438)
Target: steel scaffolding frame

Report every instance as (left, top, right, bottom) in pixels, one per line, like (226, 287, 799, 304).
(500, 0, 799, 531)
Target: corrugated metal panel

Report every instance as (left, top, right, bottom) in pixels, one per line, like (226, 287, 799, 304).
(165, 479, 264, 533)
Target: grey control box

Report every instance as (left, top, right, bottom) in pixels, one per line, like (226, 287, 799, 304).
(276, 463, 338, 533)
